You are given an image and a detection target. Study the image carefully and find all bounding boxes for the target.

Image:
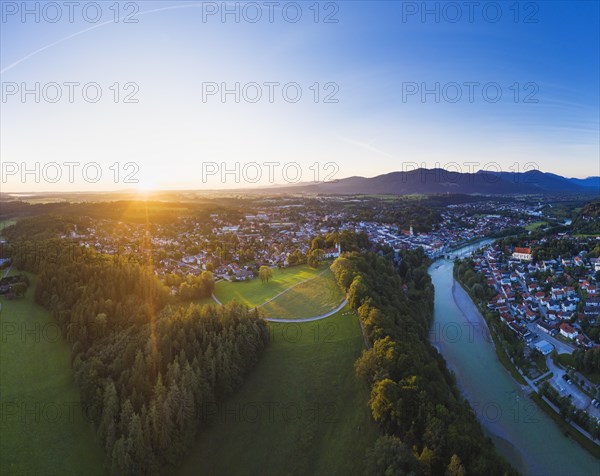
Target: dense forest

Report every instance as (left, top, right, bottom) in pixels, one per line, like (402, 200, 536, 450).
(5, 222, 268, 475)
(573, 198, 600, 234)
(331, 251, 516, 476)
(573, 348, 600, 375)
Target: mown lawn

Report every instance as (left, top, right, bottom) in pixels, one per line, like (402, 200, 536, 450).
(525, 220, 548, 231)
(214, 264, 327, 308)
(0, 273, 106, 476)
(260, 268, 345, 319)
(178, 307, 379, 476)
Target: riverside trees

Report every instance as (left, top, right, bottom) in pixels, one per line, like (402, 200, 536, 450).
(331, 250, 517, 476)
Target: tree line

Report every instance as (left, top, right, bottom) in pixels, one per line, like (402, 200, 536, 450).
(331, 250, 517, 476)
(6, 219, 268, 475)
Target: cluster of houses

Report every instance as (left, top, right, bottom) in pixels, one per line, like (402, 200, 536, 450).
(351, 201, 542, 259)
(50, 208, 344, 284)
(471, 243, 599, 351)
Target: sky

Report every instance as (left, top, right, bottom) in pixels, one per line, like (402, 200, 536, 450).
(1, 0, 599, 192)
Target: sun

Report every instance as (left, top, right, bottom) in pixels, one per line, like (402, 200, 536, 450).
(136, 181, 154, 193)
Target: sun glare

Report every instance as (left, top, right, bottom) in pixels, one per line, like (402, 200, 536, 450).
(136, 181, 154, 193)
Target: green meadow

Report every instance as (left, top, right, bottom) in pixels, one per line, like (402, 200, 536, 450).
(260, 268, 345, 319)
(525, 220, 548, 231)
(214, 264, 328, 308)
(0, 273, 106, 476)
(178, 307, 379, 476)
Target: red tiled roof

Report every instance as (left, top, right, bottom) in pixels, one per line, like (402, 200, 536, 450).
(514, 247, 532, 254)
(560, 323, 575, 333)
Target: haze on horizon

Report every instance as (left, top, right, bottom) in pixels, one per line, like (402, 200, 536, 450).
(1, 1, 599, 192)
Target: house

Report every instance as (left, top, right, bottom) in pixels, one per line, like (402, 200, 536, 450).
(559, 323, 578, 340)
(234, 269, 254, 281)
(528, 283, 539, 293)
(323, 243, 341, 259)
(546, 299, 561, 312)
(586, 297, 600, 307)
(557, 311, 573, 321)
(534, 291, 546, 301)
(525, 308, 537, 321)
(512, 247, 532, 261)
(534, 340, 554, 356)
(537, 320, 558, 336)
(576, 334, 593, 349)
(584, 306, 600, 318)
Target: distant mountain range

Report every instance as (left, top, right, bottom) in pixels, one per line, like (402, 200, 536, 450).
(274, 169, 600, 195)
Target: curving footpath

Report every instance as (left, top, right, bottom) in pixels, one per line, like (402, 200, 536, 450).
(263, 298, 348, 323)
(211, 290, 347, 323)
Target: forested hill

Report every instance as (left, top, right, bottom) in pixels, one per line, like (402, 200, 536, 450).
(5, 220, 269, 475)
(573, 198, 600, 234)
(331, 250, 517, 476)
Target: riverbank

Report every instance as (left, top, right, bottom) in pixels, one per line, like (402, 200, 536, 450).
(453, 262, 600, 459)
(429, 253, 600, 475)
(450, 277, 534, 472)
(452, 277, 527, 386)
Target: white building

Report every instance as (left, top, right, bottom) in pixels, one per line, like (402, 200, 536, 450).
(512, 247, 532, 261)
(323, 243, 342, 259)
(559, 323, 578, 340)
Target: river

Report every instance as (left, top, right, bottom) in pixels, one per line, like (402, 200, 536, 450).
(429, 240, 599, 475)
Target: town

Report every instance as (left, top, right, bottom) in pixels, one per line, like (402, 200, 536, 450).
(2, 197, 549, 294)
(459, 236, 600, 441)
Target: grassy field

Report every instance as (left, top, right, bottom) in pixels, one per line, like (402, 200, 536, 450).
(260, 268, 345, 319)
(0, 273, 106, 476)
(214, 264, 328, 308)
(525, 220, 548, 231)
(178, 307, 379, 476)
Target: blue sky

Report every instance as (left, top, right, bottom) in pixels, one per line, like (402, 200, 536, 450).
(1, 1, 598, 191)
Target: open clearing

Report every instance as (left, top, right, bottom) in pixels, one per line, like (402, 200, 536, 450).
(0, 273, 106, 476)
(213, 264, 327, 308)
(178, 306, 379, 476)
(525, 220, 548, 231)
(260, 268, 345, 319)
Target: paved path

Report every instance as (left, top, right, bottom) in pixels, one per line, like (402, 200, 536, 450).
(264, 299, 348, 323)
(211, 293, 222, 305)
(532, 370, 552, 384)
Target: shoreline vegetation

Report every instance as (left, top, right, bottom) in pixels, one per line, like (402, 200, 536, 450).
(453, 256, 600, 459)
(332, 250, 517, 475)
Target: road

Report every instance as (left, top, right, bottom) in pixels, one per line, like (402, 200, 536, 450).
(545, 356, 600, 421)
(525, 321, 577, 354)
